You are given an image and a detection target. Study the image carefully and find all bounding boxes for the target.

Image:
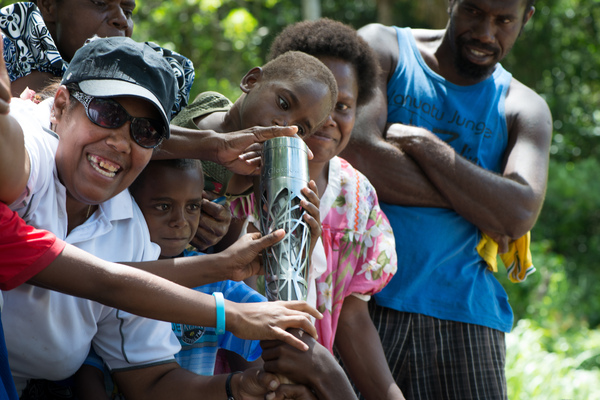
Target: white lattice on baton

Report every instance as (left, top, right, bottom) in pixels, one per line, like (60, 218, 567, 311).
(261, 187, 310, 301)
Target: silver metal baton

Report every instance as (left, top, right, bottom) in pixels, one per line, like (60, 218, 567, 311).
(259, 137, 311, 302)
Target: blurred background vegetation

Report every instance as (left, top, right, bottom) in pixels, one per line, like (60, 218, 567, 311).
(2, 0, 598, 396)
(133, 1, 600, 396)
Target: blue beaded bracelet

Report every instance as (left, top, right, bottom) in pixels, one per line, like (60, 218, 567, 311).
(212, 292, 225, 335)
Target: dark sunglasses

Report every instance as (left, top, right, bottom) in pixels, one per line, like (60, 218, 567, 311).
(70, 91, 167, 149)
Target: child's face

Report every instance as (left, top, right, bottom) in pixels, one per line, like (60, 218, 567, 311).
(304, 57, 359, 164)
(54, 91, 154, 207)
(239, 72, 332, 137)
(133, 164, 204, 258)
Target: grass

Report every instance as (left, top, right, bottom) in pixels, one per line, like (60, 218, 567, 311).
(506, 319, 600, 399)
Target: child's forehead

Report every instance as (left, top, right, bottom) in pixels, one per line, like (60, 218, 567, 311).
(266, 76, 325, 97)
(146, 159, 202, 175)
(269, 73, 333, 98)
(161, 166, 203, 182)
(143, 163, 204, 190)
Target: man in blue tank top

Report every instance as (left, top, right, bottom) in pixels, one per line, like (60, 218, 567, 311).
(340, 1, 552, 399)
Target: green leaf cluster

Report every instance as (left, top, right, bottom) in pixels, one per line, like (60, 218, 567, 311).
(506, 319, 600, 398)
(504, 158, 600, 328)
(132, 0, 272, 100)
(503, 0, 600, 162)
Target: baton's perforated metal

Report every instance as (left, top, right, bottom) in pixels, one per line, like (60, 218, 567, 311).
(259, 137, 311, 301)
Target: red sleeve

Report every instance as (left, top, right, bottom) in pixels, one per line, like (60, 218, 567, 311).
(0, 204, 67, 290)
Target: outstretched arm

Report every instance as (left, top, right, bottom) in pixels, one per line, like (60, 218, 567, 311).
(261, 329, 358, 400)
(0, 39, 29, 205)
(31, 241, 321, 351)
(130, 229, 282, 286)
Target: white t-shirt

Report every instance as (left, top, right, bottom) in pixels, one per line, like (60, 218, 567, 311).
(3, 98, 180, 392)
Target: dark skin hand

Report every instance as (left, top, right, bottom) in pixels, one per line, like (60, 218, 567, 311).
(261, 329, 358, 400)
(220, 177, 322, 282)
(191, 190, 233, 251)
(267, 385, 318, 400)
(300, 180, 322, 258)
(243, 177, 322, 264)
(219, 230, 279, 282)
(384, 130, 509, 253)
(154, 125, 311, 177)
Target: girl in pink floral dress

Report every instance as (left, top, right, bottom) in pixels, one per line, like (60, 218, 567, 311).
(230, 18, 404, 400)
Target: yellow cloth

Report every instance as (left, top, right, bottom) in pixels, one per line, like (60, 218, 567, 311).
(476, 231, 535, 283)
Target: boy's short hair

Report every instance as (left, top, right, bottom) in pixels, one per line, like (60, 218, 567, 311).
(268, 18, 380, 106)
(129, 159, 203, 196)
(261, 51, 338, 112)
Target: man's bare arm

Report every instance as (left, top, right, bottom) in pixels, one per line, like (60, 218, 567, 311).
(386, 80, 552, 239)
(339, 23, 450, 208)
(335, 296, 406, 400)
(343, 24, 551, 239)
(340, 87, 450, 207)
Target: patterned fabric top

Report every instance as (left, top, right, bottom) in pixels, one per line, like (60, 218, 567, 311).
(0, 2, 65, 80)
(231, 156, 397, 352)
(0, 2, 194, 118)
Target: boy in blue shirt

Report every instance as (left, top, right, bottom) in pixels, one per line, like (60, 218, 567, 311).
(129, 158, 265, 375)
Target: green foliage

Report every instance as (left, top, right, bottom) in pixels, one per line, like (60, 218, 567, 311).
(538, 159, 600, 326)
(503, 0, 600, 162)
(506, 319, 600, 399)
(130, 0, 375, 100)
(132, 0, 272, 100)
(499, 158, 600, 332)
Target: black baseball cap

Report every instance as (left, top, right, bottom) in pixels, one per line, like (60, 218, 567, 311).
(61, 36, 177, 138)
